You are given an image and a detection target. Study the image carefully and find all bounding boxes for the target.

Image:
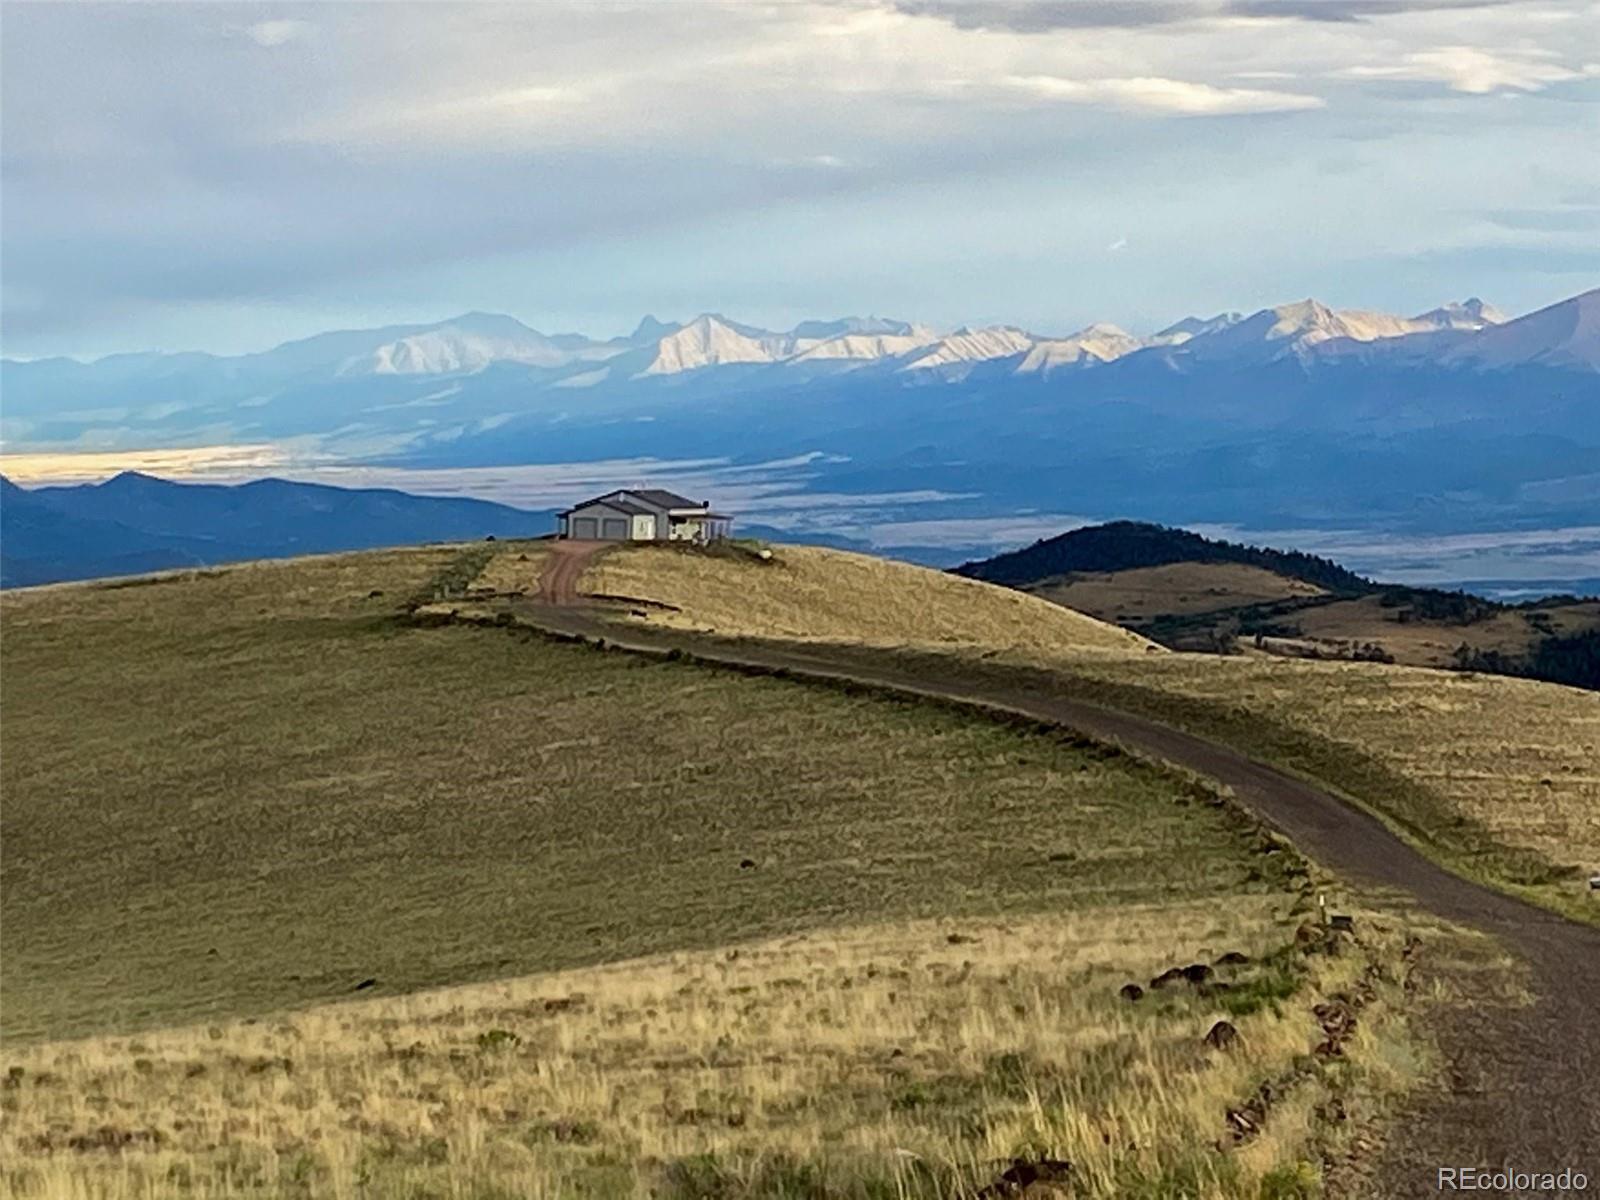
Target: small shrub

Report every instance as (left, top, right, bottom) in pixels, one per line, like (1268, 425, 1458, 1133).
(476, 1028, 521, 1051)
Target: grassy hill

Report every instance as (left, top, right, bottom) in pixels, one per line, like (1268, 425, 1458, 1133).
(570, 540, 1157, 656)
(956, 521, 1600, 689)
(1030, 562, 1328, 625)
(955, 521, 1373, 594)
(488, 539, 1596, 921)
(0, 543, 1427, 1198)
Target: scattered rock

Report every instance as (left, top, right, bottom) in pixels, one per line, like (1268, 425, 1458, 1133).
(739, 858, 757, 870)
(353, 978, 377, 991)
(367, 589, 384, 599)
(1119, 982, 1145, 1003)
(1150, 966, 1186, 989)
(1329, 914, 1355, 933)
(946, 932, 978, 945)
(244, 1055, 292, 1075)
(1181, 963, 1214, 985)
(1213, 951, 1251, 966)
(1204, 1020, 1239, 1051)
(977, 1156, 1074, 1197)
(63, 1125, 166, 1152)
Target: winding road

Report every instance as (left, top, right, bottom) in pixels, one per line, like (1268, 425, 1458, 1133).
(527, 541, 1600, 1196)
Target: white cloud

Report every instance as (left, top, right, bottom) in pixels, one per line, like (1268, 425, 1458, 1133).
(1344, 46, 1600, 93)
(1107, 236, 1129, 251)
(1003, 73, 1326, 114)
(245, 19, 313, 48)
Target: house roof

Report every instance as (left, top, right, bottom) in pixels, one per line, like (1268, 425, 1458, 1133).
(627, 488, 701, 510)
(605, 498, 656, 515)
(558, 496, 654, 517)
(560, 487, 705, 516)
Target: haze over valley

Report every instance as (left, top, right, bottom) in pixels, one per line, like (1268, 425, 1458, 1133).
(6, 286, 1598, 591)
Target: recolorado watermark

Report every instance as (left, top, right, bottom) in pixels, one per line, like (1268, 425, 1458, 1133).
(1437, 1166, 1589, 1193)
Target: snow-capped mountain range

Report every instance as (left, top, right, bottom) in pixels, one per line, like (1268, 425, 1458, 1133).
(300, 288, 1585, 379)
(3, 287, 1594, 481)
(288, 289, 1574, 382)
(4, 287, 1596, 589)
(12, 289, 1591, 397)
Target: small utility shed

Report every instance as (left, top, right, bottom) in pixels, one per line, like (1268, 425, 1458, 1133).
(557, 488, 731, 542)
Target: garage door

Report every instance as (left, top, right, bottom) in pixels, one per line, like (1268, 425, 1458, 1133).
(572, 517, 598, 539)
(601, 517, 628, 539)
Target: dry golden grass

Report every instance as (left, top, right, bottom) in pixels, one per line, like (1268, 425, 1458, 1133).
(476, 538, 1598, 914)
(0, 540, 1450, 1197)
(1047, 652, 1600, 901)
(1030, 564, 1325, 624)
(1, 899, 1429, 1200)
(565, 542, 1157, 656)
(5, 543, 1251, 1045)
(1270, 596, 1600, 671)
(474, 542, 551, 595)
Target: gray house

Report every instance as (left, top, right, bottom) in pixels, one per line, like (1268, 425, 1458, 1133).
(557, 488, 731, 542)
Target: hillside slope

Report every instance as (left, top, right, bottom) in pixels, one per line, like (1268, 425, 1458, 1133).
(564, 541, 1158, 655)
(960, 522, 1600, 689)
(0, 541, 1401, 1199)
(956, 520, 1372, 592)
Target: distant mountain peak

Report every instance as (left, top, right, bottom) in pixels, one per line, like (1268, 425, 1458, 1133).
(637, 313, 791, 376)
(99, 470, 166, 489)
(899, 325, 1036, 373)
(442, 311, 538, 334)
(629, 314, 679, 343)
(1438, 286, 1600, 371)
(1016, 323, 1143, 373)
(1151, 312, 1243, 345)
(789, 316, 914, 340)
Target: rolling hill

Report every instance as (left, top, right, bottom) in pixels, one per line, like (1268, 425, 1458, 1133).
(956, 521, 1600, 689)
(0, 540, 1385, 1199)
(4, 535, 1597, 1197)
(564, 540, 1157, 656)
(456, 536, 1600, 918)
(0, 471, 554, 587)
(954, 520, 1373, 593)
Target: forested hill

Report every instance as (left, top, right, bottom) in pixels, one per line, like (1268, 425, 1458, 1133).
(954, 521, 1374, 592)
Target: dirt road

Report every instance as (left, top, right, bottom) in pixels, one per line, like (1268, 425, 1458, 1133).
(537, 539, 599, 606)
(523, 543, 1600, 1196)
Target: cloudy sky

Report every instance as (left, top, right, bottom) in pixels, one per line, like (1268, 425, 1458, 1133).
(3, 0, 1597, 358)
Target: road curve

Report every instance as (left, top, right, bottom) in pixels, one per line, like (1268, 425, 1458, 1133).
(519, 543, 1600, 1196)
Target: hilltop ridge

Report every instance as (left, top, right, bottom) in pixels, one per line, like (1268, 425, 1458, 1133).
(955, 520, 1374, 593)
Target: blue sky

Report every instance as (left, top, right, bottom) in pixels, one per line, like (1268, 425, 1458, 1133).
(3, 0, 1597, 358)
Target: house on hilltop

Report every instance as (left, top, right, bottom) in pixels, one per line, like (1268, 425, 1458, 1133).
(557, 488, 731, 542)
